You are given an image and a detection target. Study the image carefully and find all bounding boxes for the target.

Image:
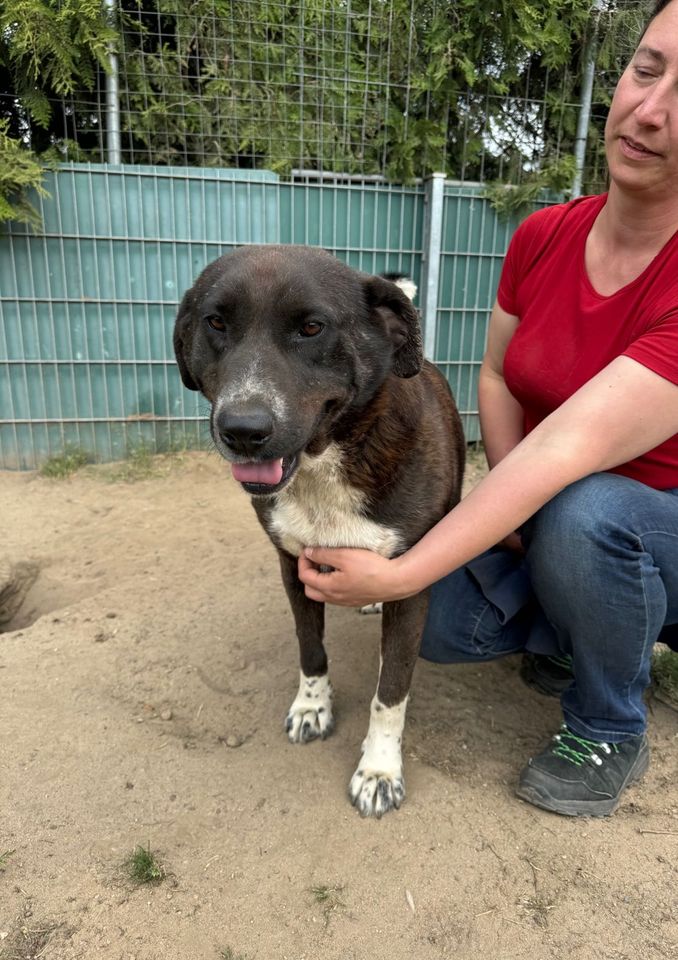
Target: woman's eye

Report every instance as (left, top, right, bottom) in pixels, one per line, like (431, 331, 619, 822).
(206, 315, 226, 332)
(300, 321, 324, 338)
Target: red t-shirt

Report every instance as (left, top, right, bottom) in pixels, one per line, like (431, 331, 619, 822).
(497, 193, 678, 489)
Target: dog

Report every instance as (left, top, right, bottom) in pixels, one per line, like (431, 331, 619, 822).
(174, 245, 465, 817)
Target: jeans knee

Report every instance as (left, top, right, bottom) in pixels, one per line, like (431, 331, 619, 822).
(522, 475, 643, 596)
(524, 475, 638, 558)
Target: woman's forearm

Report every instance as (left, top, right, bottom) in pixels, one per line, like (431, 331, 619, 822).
(393, 427, 583, 597)
(392, 353, 678, 598)
(299, 356, 678, 608)
(300, 431, 573, 606)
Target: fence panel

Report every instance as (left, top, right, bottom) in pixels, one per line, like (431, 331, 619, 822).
(0, 165, 279, 468)
(435, 184, 519, 439)
(0, 165, 520, 468)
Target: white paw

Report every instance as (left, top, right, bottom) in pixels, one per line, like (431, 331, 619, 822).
(359, 602, 383, 615)
(348, 694, 408, 817)
(285, 672, 334, 743)
(349, 765, 405, 818)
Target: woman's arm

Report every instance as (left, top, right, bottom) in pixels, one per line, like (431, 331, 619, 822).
(478, 301, 524, 469)
(478, 301, 525, 551)
(298, 355, 678, 605)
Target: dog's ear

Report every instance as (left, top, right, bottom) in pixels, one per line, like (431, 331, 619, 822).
(363, 275, 423, 378)
(173, 291, 200, 391)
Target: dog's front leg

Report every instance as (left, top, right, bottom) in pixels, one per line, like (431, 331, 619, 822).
(278, 551, 334, 743)
(349, 591, 429, 817)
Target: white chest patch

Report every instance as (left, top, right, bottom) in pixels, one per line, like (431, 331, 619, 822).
(268, 444, 403, 558)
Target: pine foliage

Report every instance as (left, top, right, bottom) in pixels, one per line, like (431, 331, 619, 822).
(0, 0, 653, 224)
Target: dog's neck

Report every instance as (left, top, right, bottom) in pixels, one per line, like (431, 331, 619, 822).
(266, 443, 404, 558)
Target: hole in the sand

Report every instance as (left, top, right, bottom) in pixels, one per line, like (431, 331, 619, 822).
(0, 559, 41, 632)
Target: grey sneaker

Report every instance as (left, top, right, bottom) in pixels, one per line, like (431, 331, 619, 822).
(516, 724, 650, 817)
(519, 652, 574, 698)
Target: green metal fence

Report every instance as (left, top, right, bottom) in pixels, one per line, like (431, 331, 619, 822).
(435, 182, 516, 429)
(0, 163, 521, 469)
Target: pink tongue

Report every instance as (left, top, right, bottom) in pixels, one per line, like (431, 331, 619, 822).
(231, 459, 284, 485)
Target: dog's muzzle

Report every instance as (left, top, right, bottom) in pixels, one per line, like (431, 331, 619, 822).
(212, 403, 301, 495)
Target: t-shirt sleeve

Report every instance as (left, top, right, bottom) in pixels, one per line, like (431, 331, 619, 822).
(497, 232, 520, 317)
(496, 221, 526, 316)
(623, 310, 678, 385)
(495, 205, 564, 317)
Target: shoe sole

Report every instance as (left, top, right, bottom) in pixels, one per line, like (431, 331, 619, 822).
(519, 669, 569, 699)
(518, 657, 573, 699)
(515, 740, 650, 817)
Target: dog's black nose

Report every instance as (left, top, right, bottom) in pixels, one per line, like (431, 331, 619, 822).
(216, 408, 274, 457)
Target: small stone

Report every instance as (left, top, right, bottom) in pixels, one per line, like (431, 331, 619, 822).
(160, 709, 173, 721)
(225, 734, 241, 748)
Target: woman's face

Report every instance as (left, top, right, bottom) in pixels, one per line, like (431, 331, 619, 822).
(605, 0, 678, 198)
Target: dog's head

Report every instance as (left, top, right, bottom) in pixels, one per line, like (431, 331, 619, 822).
(173, 245, 423, 495)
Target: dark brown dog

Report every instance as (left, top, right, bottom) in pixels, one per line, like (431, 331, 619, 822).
(174, 245, 464, 817)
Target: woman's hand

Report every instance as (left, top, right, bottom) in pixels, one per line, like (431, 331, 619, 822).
(297, 547, 412, 606)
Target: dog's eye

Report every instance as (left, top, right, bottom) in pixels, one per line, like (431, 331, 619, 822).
(299, 320, 324, 338)
(205, 315, 226, 332)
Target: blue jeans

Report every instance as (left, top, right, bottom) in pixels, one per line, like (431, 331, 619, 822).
(420, 474, 678, 743)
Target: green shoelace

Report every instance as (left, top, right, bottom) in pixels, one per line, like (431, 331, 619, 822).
(547, 654, 574, 671)
(551, 725, 619, 766)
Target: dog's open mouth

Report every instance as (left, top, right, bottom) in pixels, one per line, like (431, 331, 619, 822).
(231, 455, 299, 495)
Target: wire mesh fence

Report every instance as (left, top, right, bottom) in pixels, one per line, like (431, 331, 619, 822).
(0, 167, 510, 468)
(4, 0, 651, 190)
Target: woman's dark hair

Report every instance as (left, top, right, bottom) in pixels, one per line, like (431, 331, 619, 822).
(643, 0, 674, 32)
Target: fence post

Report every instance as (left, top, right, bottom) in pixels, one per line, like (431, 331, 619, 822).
(420, 172, 446, 361)
(104, 0, 122, 164)
(572, 0, 604, 198)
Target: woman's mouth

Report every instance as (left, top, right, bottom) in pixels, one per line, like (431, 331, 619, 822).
(619, 136, 661, 160)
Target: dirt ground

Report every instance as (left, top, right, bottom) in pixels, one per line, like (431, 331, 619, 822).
(1, 449, 677, 960)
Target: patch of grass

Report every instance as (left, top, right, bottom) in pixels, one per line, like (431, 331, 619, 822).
(651, 647, 678, 707)
(310, 883, 346, 927)
(39, 448, 90, 478)
(105, 444, 158, 483)
(124, 844, 165, 886)
(219, 948, 251, 960)
(311, 883, 342, 904)
(0, 848, 15, 871)
(103, 445, 187, 483)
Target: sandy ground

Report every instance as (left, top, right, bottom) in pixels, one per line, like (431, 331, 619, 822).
(1, 449, 677, 960)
